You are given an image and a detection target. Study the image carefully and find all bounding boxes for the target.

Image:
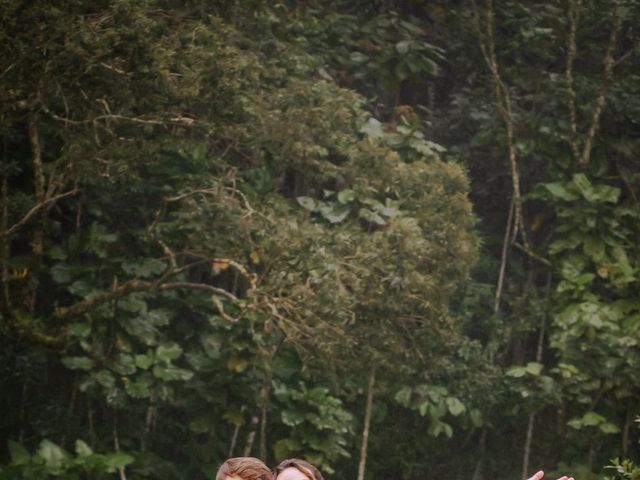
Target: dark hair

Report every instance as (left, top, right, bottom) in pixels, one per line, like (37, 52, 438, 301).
(216, 457, 273, 480)
(274, 459, 324, 480)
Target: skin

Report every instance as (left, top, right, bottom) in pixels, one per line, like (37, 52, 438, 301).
(527, 470, 574, 480)
(275, 467, 313, 480)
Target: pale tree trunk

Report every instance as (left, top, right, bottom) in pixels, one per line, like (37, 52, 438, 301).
(521, 305, 547, 480)
(471, 0, 528, 251)
(494, 198, 514, 312)
(357, 367, 376, 480)
(228, 423, 241, 457)
(259, 381, 270, 461)
(141, 391, 157, 452)
(27, 113, 45, 314)
(113, 414, 128, 480)
(243, 415, 259, 456)
(521, 412, 536, 480)
(471, 428, 487, 480)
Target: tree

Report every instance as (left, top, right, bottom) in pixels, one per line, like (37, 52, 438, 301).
(0, 1, 477, 478)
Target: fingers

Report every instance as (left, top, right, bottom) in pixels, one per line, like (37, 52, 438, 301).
(527, 471, 544, 480)
(527, 470, 574, 480)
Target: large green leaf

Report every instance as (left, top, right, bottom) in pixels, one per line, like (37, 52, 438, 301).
(74, 440, 93, 457)
(543, 182, 577, 201)
(7, 441, 30, 466)
(155, 342, 183, 362)
(62, 356, 95, 371)
(152, 365, 193, 381)
(103, 452, 135, 473)
(37, 440, 67, 469)
(446, 397, 466, 416)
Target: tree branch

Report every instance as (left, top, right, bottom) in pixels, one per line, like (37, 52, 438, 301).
(614, 48, 635, 67)
(357, 367, 376, 480)
(28, 113, 45, 204)
(580, 0, 621, 166)
(55, 278, 240, 322)
(158, 282, 240, 302)
(147, 200, 177, 272)
(4, 309, 66, 349)
(565, 0, 582, 163)
(41, 101, 195, 128)
(494, 198, 514, 313)
(471, 0, 528, 248)
(0, 188, 79, 239)
(514, 242, 552, 267)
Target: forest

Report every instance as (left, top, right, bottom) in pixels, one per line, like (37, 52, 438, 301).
(1, 0, 639, 479)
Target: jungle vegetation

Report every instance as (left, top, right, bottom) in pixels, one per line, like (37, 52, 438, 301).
(1, 1, 639, 479)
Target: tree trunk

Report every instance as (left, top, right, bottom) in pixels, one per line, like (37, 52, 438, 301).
(113, 414, 128, 480)
(87, 398, 97, 449)
(472, 428, 488, 480)
(259, 381, 270, 461)
(521, 412, 535, 480)
(27, 114, 45, 314)
(357, 368, 376, 480)
(0, 148, 10, 310)
(522, 312, 546, 480)
(243, 415, 259, 456)
(494, 198, 514, 313)
(622, 401, 633, 456)
(229, 423, 241, 457)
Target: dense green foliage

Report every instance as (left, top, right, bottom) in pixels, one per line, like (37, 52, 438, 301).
(1, 1, 639, 479)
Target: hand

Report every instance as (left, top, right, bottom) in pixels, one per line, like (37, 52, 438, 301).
(527, 471, 574, 480)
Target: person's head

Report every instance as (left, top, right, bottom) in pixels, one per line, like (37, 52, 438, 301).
(216, 457, 273, 480)
(274, 459, 324, 480)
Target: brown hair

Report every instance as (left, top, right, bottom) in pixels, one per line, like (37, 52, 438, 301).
(216, 457, 273, 480)
(274, 459, 324, 480)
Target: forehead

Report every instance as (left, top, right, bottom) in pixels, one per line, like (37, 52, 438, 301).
(226, 476, 247, 480)
(276, 467, 313, 480)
